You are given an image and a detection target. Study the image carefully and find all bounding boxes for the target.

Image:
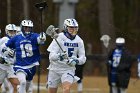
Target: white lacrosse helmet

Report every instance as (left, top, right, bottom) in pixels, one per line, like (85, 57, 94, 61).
(21, 20, 33, 27)
(20, 20, 33, 35)
(116, 37, 125, 44)
(5, 24, 17, 37)
(63, 18, 78, 30)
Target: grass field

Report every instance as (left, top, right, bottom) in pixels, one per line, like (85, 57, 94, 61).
(33, 75, 140, 93)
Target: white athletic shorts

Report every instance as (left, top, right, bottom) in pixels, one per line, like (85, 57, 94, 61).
(47, 69, 75, 88)
(0, 68, 17, 84)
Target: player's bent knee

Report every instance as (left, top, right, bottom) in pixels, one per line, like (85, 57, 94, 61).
(9, 78, 20, 87)
(63, 84, 71, 92)
(63, 86, 70, 92)
(13, 81, 20, 87)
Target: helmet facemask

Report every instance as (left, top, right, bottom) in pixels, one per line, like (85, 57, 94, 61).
(22, 26, 32, 35)
(6, 30, 16, 37)
(67, 26, 78, 36)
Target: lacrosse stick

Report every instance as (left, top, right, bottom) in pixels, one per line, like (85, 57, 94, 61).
(35, 1, 47, 93)
(35, 1, 47, 37)
(46, 25, 70, 62)
(100, 34, 111, 92)
(46, 25, 65, 52)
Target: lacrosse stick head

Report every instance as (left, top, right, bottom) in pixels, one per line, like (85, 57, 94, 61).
(100, 35, 111, 48)
(46, 25, 59, 39)
(35, 1, 47, 11)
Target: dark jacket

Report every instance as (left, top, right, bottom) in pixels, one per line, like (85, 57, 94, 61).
(107, 48, 132, 88)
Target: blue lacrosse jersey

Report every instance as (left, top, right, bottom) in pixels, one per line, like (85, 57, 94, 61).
(111, 49, 122, 83)
(5, 33, 41, 66)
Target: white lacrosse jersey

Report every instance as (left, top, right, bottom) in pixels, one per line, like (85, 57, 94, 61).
(0, 37, 15, 70)
(47, 32, 86, 70)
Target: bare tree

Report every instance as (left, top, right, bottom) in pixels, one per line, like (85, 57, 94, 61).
(22, 0, 29, 19)
(7, 0, 11, 23)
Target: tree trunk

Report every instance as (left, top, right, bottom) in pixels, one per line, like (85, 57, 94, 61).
(23, 0, 29, 19)
(98, 0, 116, 54)
(7, 0, 11, 23)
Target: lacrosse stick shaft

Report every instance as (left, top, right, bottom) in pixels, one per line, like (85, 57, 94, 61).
(46, 25, 70, 61)
(54, 39, 64, 52)
(35, 2, 47, 93)
(54, 39, 70, 62)
(40, 11, 43, 37)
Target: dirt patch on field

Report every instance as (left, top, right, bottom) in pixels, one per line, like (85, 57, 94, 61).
(33, 75, 140, 93)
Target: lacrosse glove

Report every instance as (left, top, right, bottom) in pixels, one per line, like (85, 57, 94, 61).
(39, 32, 46, 41)
(68, 58, 79, 66)
(0, 57, 13, 65)
(107, 60, 112, 65)
(2, 47, 15, 58)
(0, 57, 6, 64)
(59, 52, 68, 61)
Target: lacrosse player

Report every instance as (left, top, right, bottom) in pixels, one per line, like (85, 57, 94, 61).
(0, 24, 20, 93)
(46, 18, 86, 93)
(107, 37, 132, 93)
(1, 19, 46, 93)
